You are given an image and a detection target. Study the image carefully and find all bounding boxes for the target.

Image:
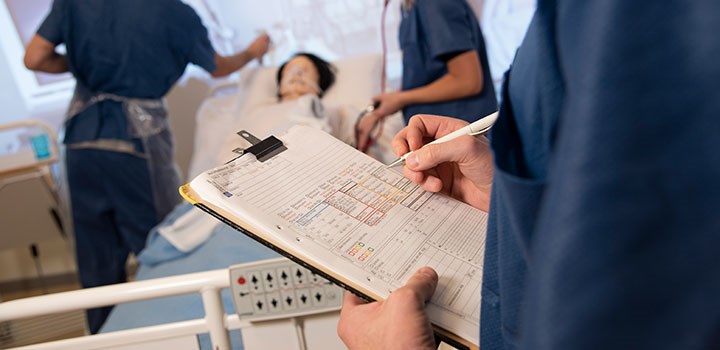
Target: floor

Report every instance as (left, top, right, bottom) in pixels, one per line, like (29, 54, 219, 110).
(1, 279, 86, 349)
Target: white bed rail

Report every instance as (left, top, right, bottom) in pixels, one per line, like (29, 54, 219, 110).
(0, 269, 242, 350)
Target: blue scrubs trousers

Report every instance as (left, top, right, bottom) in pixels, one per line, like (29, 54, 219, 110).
(66, 148, 158, 333)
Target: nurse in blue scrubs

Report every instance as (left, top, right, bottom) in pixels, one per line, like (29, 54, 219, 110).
(24, 0, 269, 333)
(356, 0, 497, 151)
(339, 1, 720, 349)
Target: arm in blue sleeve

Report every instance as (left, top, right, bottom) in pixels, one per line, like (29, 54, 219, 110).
(521, 1, 720, 349)
(416, 0, 475, 60)
(173, 3, 217, 73)
(36, 0, 65, 45)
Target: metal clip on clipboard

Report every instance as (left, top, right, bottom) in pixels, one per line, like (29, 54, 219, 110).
(225, 130, 288, 164)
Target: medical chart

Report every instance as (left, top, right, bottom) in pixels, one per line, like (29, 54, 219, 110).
(188, 125, 487, 345)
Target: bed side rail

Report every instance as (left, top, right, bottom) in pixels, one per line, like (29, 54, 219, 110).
(0, 269, 238, 350)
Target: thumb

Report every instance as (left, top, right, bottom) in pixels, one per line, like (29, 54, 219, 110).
(406, 138, 467, 172)
(402, 267, 439, 303)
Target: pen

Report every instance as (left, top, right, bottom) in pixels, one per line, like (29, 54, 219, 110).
(386, 111, 499, 168)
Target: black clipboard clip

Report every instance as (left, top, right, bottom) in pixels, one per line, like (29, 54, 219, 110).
(225, 130, 287, 164)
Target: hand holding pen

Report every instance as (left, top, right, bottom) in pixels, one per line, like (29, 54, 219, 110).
(390, 112, 497, 212)
(388, 112, 497, 167)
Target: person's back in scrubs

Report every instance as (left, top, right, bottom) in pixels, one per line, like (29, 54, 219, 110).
(36, 0, 217, 333)
(400, 0, 497, 123)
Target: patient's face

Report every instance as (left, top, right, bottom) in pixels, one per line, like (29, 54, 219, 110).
(279, 56, 321, 101)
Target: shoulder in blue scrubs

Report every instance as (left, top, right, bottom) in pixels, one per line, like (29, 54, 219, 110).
(38, 0, 216, 145)
(36, 0, 217, 333)
(482, 2, 720, 349)
(399, 0, 497, 123)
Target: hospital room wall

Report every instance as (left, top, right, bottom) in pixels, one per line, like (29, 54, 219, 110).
(0, 45, 28, 124)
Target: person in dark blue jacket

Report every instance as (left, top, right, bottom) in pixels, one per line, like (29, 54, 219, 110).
(356, 0, 497, 151)
(338, 1, 720, 349)
(24, 0, 269, 333)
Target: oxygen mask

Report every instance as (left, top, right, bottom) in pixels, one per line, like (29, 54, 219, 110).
(279, 65, 321, 100)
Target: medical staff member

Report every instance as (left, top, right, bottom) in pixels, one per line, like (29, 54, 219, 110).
(339, 1, 720, 349)
(24, 0, 269, 333)
(356, 0, 497, 150)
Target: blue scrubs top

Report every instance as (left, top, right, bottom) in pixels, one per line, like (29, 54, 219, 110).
(482, 1, 720, 349)
(399, 0, 497, 123)
(37, 0, 217, 144)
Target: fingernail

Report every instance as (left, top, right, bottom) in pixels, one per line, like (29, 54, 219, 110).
(407, 153, 419, 168)
(418, 267, 437, 280)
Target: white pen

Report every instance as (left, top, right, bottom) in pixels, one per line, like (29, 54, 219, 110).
(386, 111, 499, 168)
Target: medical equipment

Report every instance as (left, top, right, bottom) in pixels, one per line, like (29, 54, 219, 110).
(0, 258, 345, 350)
(380, 0, 390, 94)
(196, 0, 237, 56)
(353, 101, 381, 149)
(354, 0, 392, 151)
(0, 120, 66, 285)
(0, 120, 58, 182)
(229, 258, 343, 322)
(279, 65, 322, 98)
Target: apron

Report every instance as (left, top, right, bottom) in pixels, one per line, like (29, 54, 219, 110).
(62, 83, 181, 221)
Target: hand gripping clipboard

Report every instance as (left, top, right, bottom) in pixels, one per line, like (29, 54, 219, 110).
(180, 130, 479, 350)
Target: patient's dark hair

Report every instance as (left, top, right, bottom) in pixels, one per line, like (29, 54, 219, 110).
(276, 53, 337, 98)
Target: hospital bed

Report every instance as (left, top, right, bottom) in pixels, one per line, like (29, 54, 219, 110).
(0, 258, 345, 350)
(0, 54, 404, 349)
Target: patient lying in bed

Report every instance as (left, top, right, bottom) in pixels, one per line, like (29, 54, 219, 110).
(277, 52, 335, 101)
(223, 53, 355, 156)
(190, 53, 402, 182)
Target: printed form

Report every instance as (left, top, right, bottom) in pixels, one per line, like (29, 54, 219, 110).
(191, 126, 487, 343)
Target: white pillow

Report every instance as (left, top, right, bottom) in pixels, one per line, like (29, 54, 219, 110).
(236, 53, 383, 115)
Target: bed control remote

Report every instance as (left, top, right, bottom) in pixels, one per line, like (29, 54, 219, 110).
(229, 258, 343, 321)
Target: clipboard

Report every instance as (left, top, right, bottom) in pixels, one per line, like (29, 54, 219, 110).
(181, 127, 485, 350)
